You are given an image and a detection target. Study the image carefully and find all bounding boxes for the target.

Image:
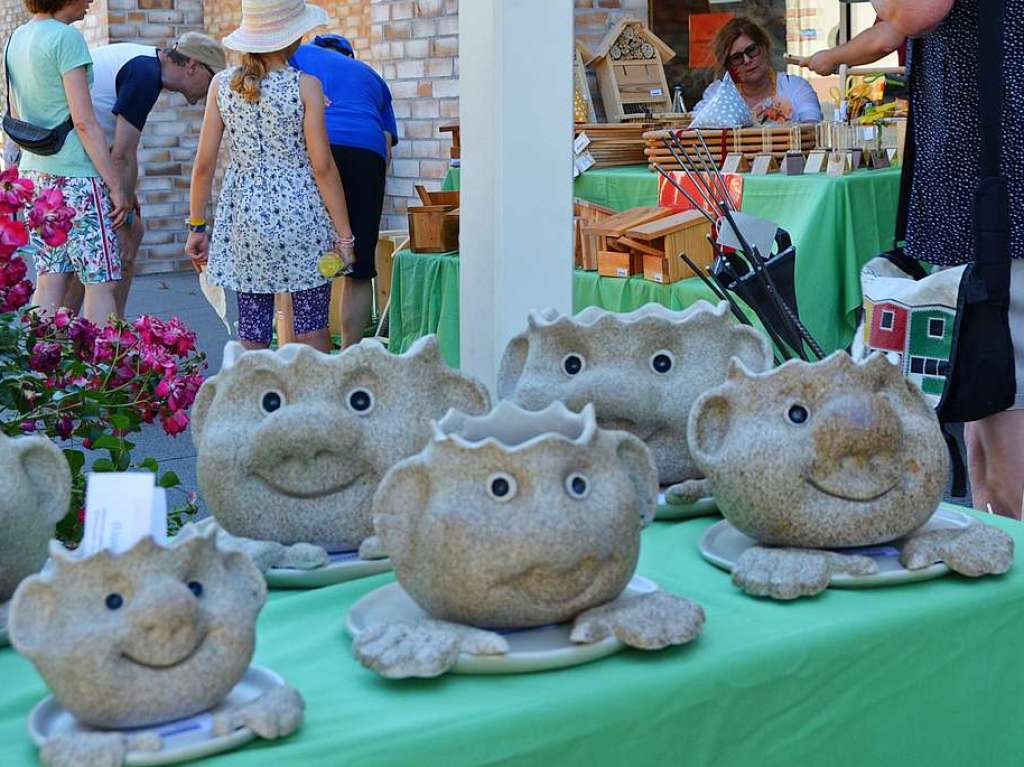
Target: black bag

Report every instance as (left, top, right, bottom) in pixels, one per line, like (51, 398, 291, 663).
(2, 32, 75, 156)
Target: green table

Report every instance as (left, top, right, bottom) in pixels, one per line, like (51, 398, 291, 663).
(2, 507, 1021, 766)
(388, 251, 732, 364)
(435, 166, 900, 355)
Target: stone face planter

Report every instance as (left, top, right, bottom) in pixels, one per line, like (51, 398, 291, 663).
(497, 300, 774, 487)
(0, 433, 70, 615)
(690, 352, 949, 549)
(191, 336, 490, 553)
(10, 527, 267, 729)
(375, 401, 657, 628)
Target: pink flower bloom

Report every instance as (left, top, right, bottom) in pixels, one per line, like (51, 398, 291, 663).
(53, 308, 72, 329)
(161, 409, 189, 436)
(27, 188, 75, 248)
(0, 253, 26, 288)
(0, 218, 29, 259)
(20, 420, 37, 433)
(158, 317, 196, 356)
(0, 168, 34, 215)
(0, 279, 33, 312)
(56, 415, 74, 440)
(29, 341, 62, 373)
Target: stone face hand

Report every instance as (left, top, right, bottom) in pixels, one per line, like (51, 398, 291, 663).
(41, 733, 127, 767)
(352, 619, 509, 679)
(357, 535, 387, 560)
(901, 523, 1015, 577)
(213, 684, 305, 740)
(732, 546, 877, 600)
(664, 478, 709, 506)
(570, 590, 705, 649)
(215, 528, 327, 572)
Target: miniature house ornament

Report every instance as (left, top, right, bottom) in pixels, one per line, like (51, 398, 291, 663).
(0, 432, 70, 642)
(351, 401, 705, 678)
(191, 336, 490, 572)
(10, 526, 305, 765)
(497, 300, 774, 502)
(586, 18, 676, 122)
(690, 352, 1014, 599)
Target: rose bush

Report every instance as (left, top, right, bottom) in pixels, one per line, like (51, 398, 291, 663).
(0, 168, 206, 545)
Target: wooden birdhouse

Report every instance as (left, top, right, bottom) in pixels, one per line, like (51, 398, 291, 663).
(574, 40, 597, 124)
(586, 18, 675, 123)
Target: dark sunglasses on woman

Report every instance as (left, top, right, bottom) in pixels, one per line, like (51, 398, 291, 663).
(726, 43, 763, 68)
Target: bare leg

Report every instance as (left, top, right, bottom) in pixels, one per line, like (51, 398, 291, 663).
(113, 215, 144, 318)
(81, 281, 119, 326)
(32, 273, 73, 316)
(294, 327, 331, 353)
(240, 339, 270, 351)
(62, 278, 85, 315)
(341, 277, 374, 348)
(964, 411, 1024, 519)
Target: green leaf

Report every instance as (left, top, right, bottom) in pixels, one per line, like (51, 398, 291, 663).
(139, 457, 159, 473)
(92, 458, 116, 472)
(116, 451, 130, 471)
(110, 414, 131, 431)
(157, 471, 181, 488)
(91, 435, 123, 451)
(62, 449, 85, 473)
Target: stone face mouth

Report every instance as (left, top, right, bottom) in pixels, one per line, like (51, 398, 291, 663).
(121, 630, 207, 671)
(504, 556, 606, 606)
(253, 471, 365, 500)
(805, 477, 899, 504)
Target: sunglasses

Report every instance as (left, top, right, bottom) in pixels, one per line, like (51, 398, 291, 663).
(199, 62, 215, 78)
(726, 43, 763, 69)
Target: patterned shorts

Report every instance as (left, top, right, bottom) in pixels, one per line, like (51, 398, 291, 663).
(21, 171, 121, 284)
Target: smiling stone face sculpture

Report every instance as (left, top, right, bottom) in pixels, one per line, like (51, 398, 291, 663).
(0, 432, 70, 633)
(191, 337, 491, 562)
(690, 352, 1014, 599)
(352, 402, 705, 678)
(497, 301, 773, 496)
(10, 527, 304, 766)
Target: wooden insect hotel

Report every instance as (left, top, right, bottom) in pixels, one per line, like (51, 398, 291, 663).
(574, 41, 597, 124)
(586, 18, 675, 122)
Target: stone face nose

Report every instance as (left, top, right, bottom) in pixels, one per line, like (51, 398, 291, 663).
(124, 581, 203, 665)
(812, 393, 902, 462)
(251, 404, 357, 464)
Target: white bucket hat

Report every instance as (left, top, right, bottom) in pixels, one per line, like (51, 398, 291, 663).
(223, 0, 328, 54)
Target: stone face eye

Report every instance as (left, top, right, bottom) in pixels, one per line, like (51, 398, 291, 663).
(105, 593, 123, 610)
(565, 473, 589, 499)
(486, 472, 517, 502)
(188, 581, 203, 598)
(788, 404, 809, 424)
(261, 391, 283, 414)
(348, 388, 374, 414)
(650, 351, 674, 374)
(562, 353, 585, 376)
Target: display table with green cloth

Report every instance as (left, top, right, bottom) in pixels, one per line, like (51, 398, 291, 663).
(1, 506, 1021, 766)
(388, 250, 737, 366)
(440, 165, 900, 353)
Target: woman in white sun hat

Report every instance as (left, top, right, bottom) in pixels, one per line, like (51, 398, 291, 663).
(186, 0, 355, 352)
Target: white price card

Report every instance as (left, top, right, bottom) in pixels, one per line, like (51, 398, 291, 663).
(81, 473, 167, 556)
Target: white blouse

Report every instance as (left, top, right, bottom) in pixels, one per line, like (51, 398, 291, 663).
(694, 72, 823, 124)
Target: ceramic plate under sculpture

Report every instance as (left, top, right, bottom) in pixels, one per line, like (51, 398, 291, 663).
(265, 552, 392, 589)
(0, 625, 7, 648)
(655, 491, 718, 521)
(346, 575, 660, 674)
(28, 666, 286, 766)
(700, 507, 974, 589)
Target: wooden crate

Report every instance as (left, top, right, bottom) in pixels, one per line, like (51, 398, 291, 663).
(415, 184, 459, 207)
(409, 205, 459, 253)
(625, 209, 714, 284)
(575, 198, 617, 270)
(598, 250, 643, 278)
(585, 18, 675, 122)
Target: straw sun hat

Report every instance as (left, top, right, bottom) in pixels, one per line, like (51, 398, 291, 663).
(223, 0, 329, 54)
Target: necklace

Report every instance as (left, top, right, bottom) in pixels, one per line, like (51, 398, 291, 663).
(739, 75, 777, 104)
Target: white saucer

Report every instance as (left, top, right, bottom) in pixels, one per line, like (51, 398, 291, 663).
(345, 575, 660, 674)
(266, 552, 393, 590)
(28, 665, 286, 766)
(699, 507, 974, 588)
(655, 491, 718, 521)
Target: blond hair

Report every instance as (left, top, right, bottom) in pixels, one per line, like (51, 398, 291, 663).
(229, 40, 300, 103)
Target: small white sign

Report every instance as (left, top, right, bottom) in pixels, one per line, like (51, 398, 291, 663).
(573, 132, 591, 155)
(574, 151, 595, 174)
(81, 473, 168, 556)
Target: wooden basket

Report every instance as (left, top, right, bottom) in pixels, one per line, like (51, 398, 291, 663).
(643, 125, 818, 169)
(409, 205, 459, 253)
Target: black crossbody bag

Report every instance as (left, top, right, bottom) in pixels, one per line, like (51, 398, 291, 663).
(2, 32, 75, 156)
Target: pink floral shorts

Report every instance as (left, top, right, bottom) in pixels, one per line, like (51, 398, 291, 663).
(21, 171, 121, 284)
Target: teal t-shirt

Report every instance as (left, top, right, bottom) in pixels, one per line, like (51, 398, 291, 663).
(7, 19, 96, 178)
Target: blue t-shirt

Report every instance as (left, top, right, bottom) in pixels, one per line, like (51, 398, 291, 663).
(290, 41, 398, 159)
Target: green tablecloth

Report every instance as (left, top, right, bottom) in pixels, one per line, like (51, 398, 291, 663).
(437, 165, 901, 354)
(388, 251, 736, 363)
(2, 507, 1022, 766)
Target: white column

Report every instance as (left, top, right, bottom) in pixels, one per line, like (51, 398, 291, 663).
(459, 0, 574, 392)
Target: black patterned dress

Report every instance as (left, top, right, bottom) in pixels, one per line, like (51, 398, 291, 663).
(905, 0, 1024, 266)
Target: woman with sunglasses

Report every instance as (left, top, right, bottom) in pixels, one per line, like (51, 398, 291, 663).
(695, 18, 822, 124)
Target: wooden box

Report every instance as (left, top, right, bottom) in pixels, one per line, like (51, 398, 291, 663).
(416, 184, 459, 208)
(409, 205, 459, 253)
(598, 250, 643, 278)
(625, 209, 714, 284)
(575, 198, 617, 270)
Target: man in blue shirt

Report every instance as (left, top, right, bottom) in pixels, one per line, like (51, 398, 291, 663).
(291, 35, 398, 347)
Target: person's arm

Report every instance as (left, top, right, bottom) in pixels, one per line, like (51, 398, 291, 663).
(63, 67, 128, 228)
(185, 74, 225, 269)
(871, 0, 954, 37)
(300, 74, 355, 257)
(383, 130, 393, 169)
(381, 81, 397, 170)
(110, 116, 142, 209)
(787, 76, 824, 123)
(803, 21, 906, 75)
